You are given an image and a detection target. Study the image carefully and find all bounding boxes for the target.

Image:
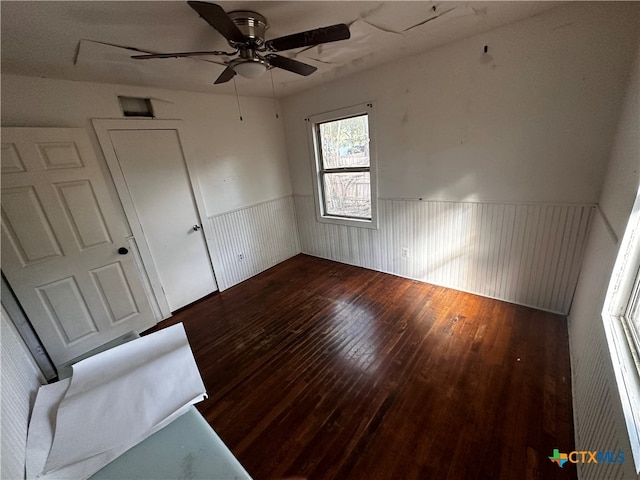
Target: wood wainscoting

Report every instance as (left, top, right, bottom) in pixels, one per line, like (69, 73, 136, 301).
(150, 254, 576, 480)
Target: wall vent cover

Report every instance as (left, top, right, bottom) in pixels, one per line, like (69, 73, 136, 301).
(118, 96, 154, 118)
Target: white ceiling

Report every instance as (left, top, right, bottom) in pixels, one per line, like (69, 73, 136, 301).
(1, 1, 562, 98)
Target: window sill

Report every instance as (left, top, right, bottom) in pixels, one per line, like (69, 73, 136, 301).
(602, 312, 640, 474)
(316, 214, 378, 230)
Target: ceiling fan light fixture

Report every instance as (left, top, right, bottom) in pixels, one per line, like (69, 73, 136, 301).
(234, 59, 268, 79)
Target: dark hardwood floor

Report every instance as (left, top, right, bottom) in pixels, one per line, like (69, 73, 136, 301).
(151, 254, 577, 480)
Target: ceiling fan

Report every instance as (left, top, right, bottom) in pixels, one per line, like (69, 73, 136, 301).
(132, 1, 351, 84)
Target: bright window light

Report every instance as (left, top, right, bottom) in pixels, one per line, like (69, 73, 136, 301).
(307, 103, 377, 229)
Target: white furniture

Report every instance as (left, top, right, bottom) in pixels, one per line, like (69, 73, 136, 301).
(56, 333, 252, 480)
(89, 406, 252, 480)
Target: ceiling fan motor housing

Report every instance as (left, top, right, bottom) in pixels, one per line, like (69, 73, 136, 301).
(227, 11, 269, 46)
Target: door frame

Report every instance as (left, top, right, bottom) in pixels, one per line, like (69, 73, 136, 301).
(1, 274, 57, 381)
(93, 119, 218, 318)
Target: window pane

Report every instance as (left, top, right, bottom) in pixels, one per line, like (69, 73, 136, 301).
(626, 264, 640, 352)
(323, 172, 371, 218)
(319, 115, 369, 169)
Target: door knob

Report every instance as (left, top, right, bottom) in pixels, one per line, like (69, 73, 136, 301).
(118, 247, 129, 255)
(193, 225, 201, 231)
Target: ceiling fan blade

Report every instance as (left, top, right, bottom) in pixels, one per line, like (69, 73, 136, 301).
(266, 55, 317, 76)
(132, 51, 226, 60)
(188, 1, 246, 44)
(214, 66, 236, 84)
(265, 24, 350, 52)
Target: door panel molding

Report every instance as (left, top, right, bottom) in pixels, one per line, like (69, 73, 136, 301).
(1, 186, 64, 265)
(90, 261, 141, 324)
(36, 275, 98, 343)
(54, 180, 113, 250)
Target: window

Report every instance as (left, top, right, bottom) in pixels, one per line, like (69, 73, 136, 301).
(603, 188, 640, 472)
(623, 267, 640, 364)
(307, 103, 377, 228)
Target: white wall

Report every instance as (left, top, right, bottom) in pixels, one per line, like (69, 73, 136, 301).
(209, 196, 300, 289)
(281, 2, 639, 313)
(283, 2, 638, 204)
(1, 75, 301, 291)
(296, 196, 592, 313)
(568, 35, 640, 480)
(1, 308, 45, 480)
(1, 75, 291, 217)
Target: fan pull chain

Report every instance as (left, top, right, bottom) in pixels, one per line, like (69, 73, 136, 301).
(270, 70, 279, 119)
(232, 77, 243, 122)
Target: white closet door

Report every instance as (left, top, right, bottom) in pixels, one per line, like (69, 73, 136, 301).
(107, 129, 216, 311)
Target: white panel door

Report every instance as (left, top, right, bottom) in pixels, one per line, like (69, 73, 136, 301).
(107, 129, 216, 311)
(1, 128, 156, 365)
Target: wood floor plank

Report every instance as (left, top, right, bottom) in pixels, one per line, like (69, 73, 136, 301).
(149, 254, 577, 480)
